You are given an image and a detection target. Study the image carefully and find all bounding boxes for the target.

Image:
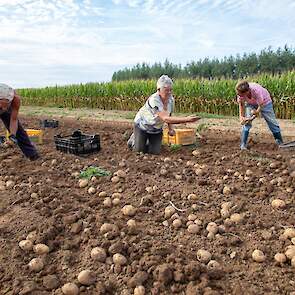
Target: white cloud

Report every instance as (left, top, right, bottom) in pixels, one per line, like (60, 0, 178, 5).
(0, 0, 294, 87)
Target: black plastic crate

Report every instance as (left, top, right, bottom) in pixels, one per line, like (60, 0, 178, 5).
(40, 119, 59, 128)
(54, 130, 100, 155)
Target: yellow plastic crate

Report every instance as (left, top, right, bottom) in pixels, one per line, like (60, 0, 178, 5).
(162, 128, 196, 145)
(6, 129, 43, 144)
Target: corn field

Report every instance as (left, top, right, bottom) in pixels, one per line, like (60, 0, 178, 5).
(18, 71, 295, 119)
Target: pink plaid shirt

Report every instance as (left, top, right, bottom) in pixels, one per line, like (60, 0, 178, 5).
(237, 82, 272, 106)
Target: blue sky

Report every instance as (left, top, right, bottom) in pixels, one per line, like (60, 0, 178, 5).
(0, 0, 294, 88)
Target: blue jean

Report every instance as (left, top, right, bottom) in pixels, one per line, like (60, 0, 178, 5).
(242, 102, 281, 134)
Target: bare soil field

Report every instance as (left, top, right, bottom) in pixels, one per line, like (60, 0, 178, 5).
(0, 114, 295, 295)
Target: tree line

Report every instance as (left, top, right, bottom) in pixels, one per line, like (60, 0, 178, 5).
(112, 45, 295, 81)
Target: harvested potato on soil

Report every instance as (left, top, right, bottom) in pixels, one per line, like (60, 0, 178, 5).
(252, 250, 266, 263)
(61, 283, 79, 295)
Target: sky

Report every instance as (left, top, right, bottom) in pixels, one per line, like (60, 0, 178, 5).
(0, 0, 294, 88)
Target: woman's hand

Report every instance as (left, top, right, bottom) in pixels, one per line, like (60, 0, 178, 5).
(187, 115, 200, 123)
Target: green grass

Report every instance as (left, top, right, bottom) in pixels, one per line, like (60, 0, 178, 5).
(122, 112, 136, 120)
(176, 111, 232, 119)
(79, 166, 111, 179)
(169, 144, 182, 152)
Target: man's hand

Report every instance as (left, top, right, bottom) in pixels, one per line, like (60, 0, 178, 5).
(251, 108, 260, 116)
(168, 129, 176, 136)
(240, 116, 247, 124)
(8, 134, 18, 145)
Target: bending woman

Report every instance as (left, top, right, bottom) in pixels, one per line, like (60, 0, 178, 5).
(131, 75, 199, 154)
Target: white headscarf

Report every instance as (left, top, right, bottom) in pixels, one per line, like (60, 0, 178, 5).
(156, 75, 173, 90)
(0, 83, 14, 102)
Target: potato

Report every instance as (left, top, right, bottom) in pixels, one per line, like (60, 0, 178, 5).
(127, 219, 137, 228)
(163, 191, 171, 198)
(103, 197, 112, 208)
(220, 208, 230, 218)
(197, 249, 212, 264)
(6, 180, 15, 188)
(111, 176, 120, 183)
(112, 192, 122, 198)
(175, 174, 182, 180)
(78, 179, 88, 188)
(164, 206, 176, 219)
(115, 170, 127, 178)
(112, 198, 121, 206)
(271, 199, 286, 209)
(61, 283, 79, 295)
(274, 253, 287, 264)
(252, 250, 266, 263)
(160, 168, 168, 176)
(192, 150, 200, 157)
(172, 219, 182, 229)
(91, 247, 107, 262)
(121, 205, 137, 217)
(19, 240, 33, 251)
(195, 168, 205, 176)
(77, 270, 96, 285)
(230, 213, 243, 224)
(145, 187, 153, 193)
(187, 224, 200, 234)
(30, 192, 38, 199)
(33, 244, 50, 255)
(187, 193, 197, 201)
(291, 256, 295, 267)
(269, 162, 279, 169)
(170, 213, 180, 221)
(194, 219, 202, 226)
(206, 222, 218, 234)
(245, 169, 253, 176)
(113, 253, 127, 266)
(134, 285, 145, 295)
(29, 258, 44, 272)
(26, 231, 38, 242)
(99, 191, 108, 198)
(187, 214, 197, 221)
(283, 228, 295, 239)
(207, 260, 221, 270)
(88, 187, 96, 194)
(100, 223, 118, 234)
(221, 202, 232, 210)
(285, 245, 295, 259)
(222, 186, 231, 195)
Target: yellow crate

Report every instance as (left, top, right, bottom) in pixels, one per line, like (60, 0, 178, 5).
(162, 128, 196, 145)
(6, 129, 43, 144)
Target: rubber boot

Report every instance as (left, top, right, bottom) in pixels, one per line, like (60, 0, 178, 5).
(273, 132, 283, 145)
(240, 130, 249, 150)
